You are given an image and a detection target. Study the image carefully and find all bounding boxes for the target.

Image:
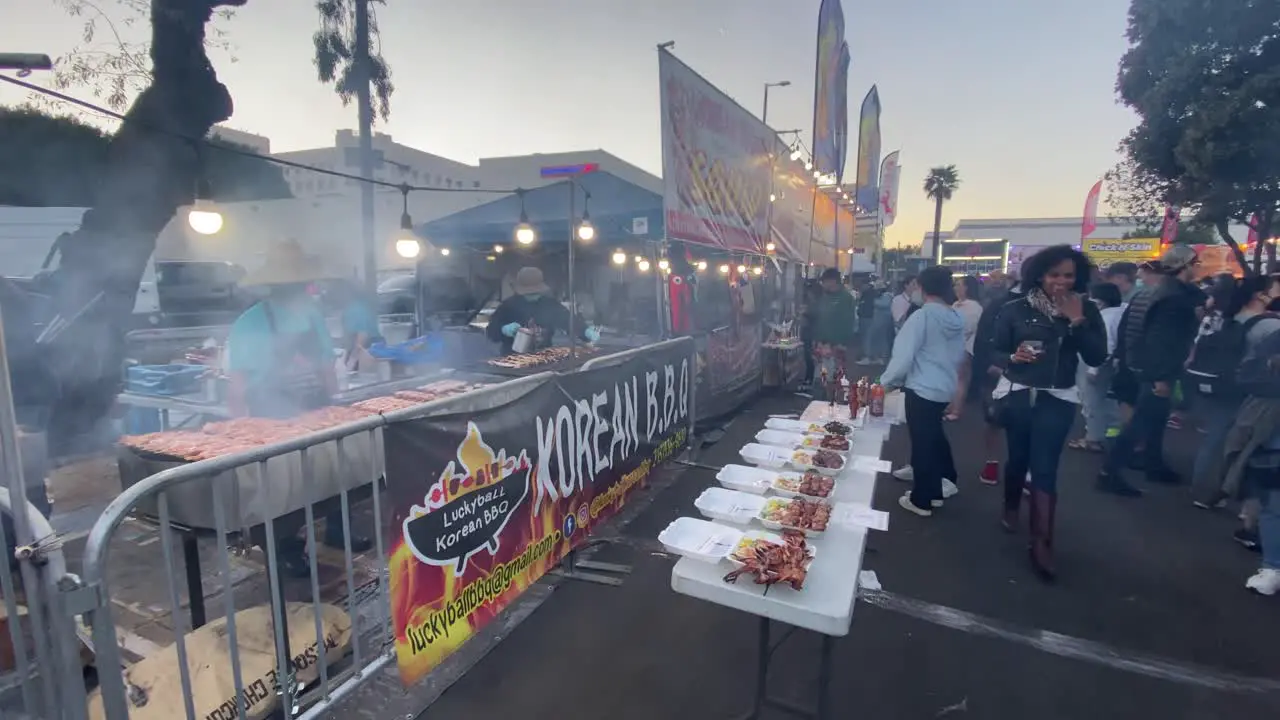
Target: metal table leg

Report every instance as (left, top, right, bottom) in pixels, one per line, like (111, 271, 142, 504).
(181, 533, 206, 629)
(735, 616, 835, 720)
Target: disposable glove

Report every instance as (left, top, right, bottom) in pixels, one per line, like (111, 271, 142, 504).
(502, 322, 521, 338)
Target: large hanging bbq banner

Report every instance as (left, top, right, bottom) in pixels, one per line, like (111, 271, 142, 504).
(384, 344, 692, 685)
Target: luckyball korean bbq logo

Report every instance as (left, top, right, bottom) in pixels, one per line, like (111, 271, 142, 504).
(403, 422, 532, 576)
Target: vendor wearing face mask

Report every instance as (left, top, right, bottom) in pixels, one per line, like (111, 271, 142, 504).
(226, 240, 371, 575)
(487, 266, 600, 354)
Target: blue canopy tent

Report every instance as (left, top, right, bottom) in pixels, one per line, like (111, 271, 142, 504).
(419, 171, 663, 249)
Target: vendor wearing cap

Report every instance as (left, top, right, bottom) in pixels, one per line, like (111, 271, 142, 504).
(487, 266, 600, 354)
(226, 240, 372, 573)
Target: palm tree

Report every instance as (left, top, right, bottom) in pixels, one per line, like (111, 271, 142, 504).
(313, 0, 395, 121)
(923, 165, 961, 261)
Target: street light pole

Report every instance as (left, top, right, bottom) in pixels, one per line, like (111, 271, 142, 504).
(761, 80, 791, 125)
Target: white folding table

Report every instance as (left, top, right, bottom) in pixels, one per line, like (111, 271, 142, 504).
(670, 402, 887, 719)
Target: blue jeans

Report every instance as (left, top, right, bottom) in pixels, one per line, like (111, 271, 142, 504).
(1079, 368, 1118, 443)
(1259, 488, 1280, 570)
(1191, 395, 1238, 495)
(1002, 390, 1077, 506)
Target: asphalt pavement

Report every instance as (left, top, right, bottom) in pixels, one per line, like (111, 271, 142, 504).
(409, 381, 1280, 720)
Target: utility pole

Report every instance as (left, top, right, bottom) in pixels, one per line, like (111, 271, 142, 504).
(354, 0, 378, 296)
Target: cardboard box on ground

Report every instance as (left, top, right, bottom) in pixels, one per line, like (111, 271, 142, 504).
(87, 602, 352, 720)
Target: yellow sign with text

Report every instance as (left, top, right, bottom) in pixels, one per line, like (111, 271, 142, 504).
(1084, 238, 1160, 267)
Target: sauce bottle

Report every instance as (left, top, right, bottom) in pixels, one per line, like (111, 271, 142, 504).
(869, 377, 885, 417)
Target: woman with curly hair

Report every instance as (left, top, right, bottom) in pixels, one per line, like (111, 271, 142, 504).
(990, 245, 1108, 581)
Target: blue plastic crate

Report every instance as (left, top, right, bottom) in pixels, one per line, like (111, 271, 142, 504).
(367, 335, 444, 365)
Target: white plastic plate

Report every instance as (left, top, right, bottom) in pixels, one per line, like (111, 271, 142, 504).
(786, 448, 844, 476)
(716, 464, 776, 495)
(758, 497, 831, 536)
(770, 471, 838, 500)
(694, 487, 768, 525)
(657, 517, 744, 563)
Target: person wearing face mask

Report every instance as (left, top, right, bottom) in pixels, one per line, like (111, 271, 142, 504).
(990, 245, 1108, 581)
(1098, 245, 1204, 496)
(226, 240, 372, 576)
(488, 267, 600, 354)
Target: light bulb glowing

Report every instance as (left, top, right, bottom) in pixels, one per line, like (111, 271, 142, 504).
(187, 199, 223, 235)
(440, 247, 451, 256)
(612, 250, 627, 265)
(696, 260, 708, 271)
(493, 244, 505, 253)
(658, 259, 670, 271)
(790, 149, 802, 161)
(395, 238, 422, 259)
(737, 264, 747, 273)
(765, 242, 776, 252)
(634, 255, 643, 263)
(718, 264, 730, 274)
(769, 193, 776, 202)
(515, 223, 536, 245)
(638, 259, 651, 272)
(577, 221, 595, 241)
(803, 161, 813, 171)
(752, 266, 763, 276)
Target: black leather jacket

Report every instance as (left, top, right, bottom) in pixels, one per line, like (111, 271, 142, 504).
(992, 295, 1108, 389)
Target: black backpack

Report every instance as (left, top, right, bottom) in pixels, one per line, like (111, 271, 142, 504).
(1186, 313, 1278, 397)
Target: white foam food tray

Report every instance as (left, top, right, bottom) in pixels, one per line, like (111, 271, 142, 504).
(725, 529, 818, 568)
(716, 464, 777, 495)
(755, 429, 852, 456)
(764, 417, 853, 437)
(657, 517, 745, 563)
(694, 487, 769, 525)
(759, 497, 831, 536)
(739, 442, 793, 469)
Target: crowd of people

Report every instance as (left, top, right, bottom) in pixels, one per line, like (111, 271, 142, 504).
(799, 246, 1280, 594)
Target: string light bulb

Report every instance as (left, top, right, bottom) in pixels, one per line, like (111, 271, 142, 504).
(752, 266, 763, 276)
(765, 242, 776, 253)
(514, 189, 536, 244)
(612, 250, 627, 265)
(638, 259, 651, 272)
(696, 260, 708, 271)
(718, 264, 730, 274)
(658, 258, 670, 271)
(393, 185, 422, 258)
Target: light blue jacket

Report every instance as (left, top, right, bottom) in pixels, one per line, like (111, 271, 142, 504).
(880, 301, 966, 403)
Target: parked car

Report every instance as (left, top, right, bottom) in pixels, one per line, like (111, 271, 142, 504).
(377, 273, 417, 315)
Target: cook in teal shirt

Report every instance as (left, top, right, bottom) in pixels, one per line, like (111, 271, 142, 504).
(226, 287, 336, 416)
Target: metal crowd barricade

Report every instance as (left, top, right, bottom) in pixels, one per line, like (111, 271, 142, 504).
(72, 372, 555, 720)
(5, 338, 699, 720)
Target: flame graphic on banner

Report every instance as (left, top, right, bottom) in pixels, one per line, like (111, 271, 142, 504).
(390, 423, 569, 685)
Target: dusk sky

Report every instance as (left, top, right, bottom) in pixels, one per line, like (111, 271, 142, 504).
(3, 0, 1137, 248)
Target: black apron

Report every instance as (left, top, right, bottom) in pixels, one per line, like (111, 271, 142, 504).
(248, 301, 332, 419)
